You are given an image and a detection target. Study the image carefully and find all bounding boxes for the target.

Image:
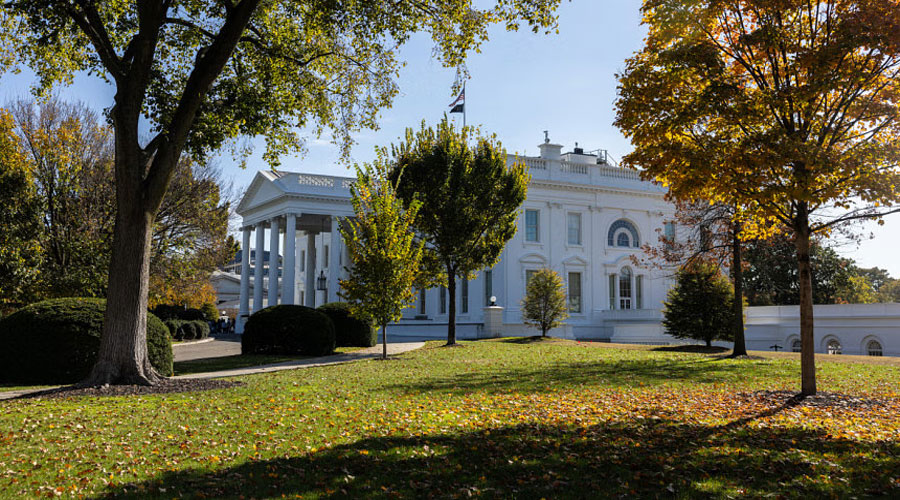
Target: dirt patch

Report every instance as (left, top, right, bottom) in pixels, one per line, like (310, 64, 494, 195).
(652, 345, 730, 354)
(12, 378, 243, 400)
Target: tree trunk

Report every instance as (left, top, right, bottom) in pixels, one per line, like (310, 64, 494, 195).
(795, 204, 817, 396)
(81, 201, 161, 386)
(382, 324, 387, 360)
(446, 269, 457, 346)
(731, 222, 747, 356)
(706, 338, 711, 347)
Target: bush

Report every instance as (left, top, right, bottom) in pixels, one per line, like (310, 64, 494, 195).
(317, 302, 376, 347)
(200, 303, 219, 322)
(662, 262, 737, 347)
(177, 321, 196, 340)
(179, 308, 206, 321)
(0, 298, 173, 384)
(151, 304, 182, 321)
(242, 305, 335, 356)
(164, 319, 182, 338)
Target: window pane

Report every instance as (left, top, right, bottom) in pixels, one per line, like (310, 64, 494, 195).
(608, 274, 616, 310)
(526, 269, 537, 287)
(567, 213, 582, 245)
(636, 275, 643, 309)
(868, 340, 883, 356)
(484, 270, 493, 306)
(827, 340, 842, 355)
(619, 269, 632, 310)
(525, 210, 539, 242)
(568, 272, 582, 313)
(418, 288, 426, 315)
(440, 286, 447, 314)
(791, 340, 802, 352)
(324, 245, 329, 268)
(617, 231, 630, 247)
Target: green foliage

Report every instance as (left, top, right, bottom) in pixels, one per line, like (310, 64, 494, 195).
(242, 305, 335, 357)
(318, 302, 377, 348)
(663, 263, 737, 347)
(834, 275, 879, 305)
(521, 268, 569, 337)
(743, 236, 856, 306)
(390, 118, 529, 343)
(0, 110, 41, 312)
(0, 298, 172, 384)
(200, 303, 219, 322)
(340, 159, 424, 347)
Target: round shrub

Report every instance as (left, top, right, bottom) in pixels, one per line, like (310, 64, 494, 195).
(179, 308, 206, 321)
(200, 303, 219, 322)
(177, 321, 197, 340)
(164, 319, 182, 338)
(0, 298, 173, 384)
(242, 305, 335, 356)
(317, 302, 376, 347)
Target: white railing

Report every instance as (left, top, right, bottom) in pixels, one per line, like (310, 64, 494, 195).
(297, 174, 339, 187)
(521, 157, 547, 170)
(560, 161, 589, 175)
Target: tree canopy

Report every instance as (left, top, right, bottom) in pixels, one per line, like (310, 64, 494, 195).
(521, 268, 568, 338)
(391, 118, 529, 345)
(0, 0, 562, 384)
(616, 0, 900, 395)
(663, 262, 736, 347)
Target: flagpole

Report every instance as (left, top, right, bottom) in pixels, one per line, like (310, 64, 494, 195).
(463, 81, 466, 129)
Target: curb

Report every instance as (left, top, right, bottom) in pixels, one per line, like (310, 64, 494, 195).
(172, 337, 216, 347)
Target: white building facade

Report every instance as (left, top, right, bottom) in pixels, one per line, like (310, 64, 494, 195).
(230, 134, 900, 357)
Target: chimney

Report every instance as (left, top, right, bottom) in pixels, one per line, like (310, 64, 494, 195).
(538, 130, 562, 160)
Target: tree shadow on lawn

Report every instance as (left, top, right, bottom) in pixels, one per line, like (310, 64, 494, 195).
(383, 357, 761, 395)
(101, 416, 899, 499)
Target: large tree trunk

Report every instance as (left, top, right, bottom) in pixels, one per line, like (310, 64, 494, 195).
(446, 269, 457, 346)
(795, 204, 817, 396)
(731, 222, 747, 356)
(82, 200, 161, 386)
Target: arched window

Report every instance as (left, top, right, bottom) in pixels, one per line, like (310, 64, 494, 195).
(791, 339, 802, 352)
(867, 340, 883, 357)
(619, 267, 633, 309)
(608, 219, 640, 248)
(827, 339, 842, 355)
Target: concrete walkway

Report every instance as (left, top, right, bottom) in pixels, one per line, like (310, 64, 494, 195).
(0, 341, 424, 400)
(173, 334, 242, 362)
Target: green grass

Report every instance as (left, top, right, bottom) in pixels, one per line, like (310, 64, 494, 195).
(1, 339, 899, 498)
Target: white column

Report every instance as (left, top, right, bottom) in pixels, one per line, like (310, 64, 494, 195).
(328, 217, 342, 303)
(282, 214, 297, 304)
(268, 217, 280, 307)
(305, 231, 317, 307)
(253, 223, 265, 313)
(237, 226, 252, 333)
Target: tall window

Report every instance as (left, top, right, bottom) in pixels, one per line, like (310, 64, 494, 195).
(324, 244, 330, 268)
(791, 339, 802, 352)
(301, 250, 306, 272)
(568, 272, 582, 313)
(525, 209, 540, 242)
(664, 221, 676, 250)
(484, 270, 493, 305)
(619, 267, 633, 309)
(567, 213, 582, 245)
(635, 275, 643, 309)
(868, 340, 883, 357)
(526, 269, 537, 287)
(608, 274, 616, 309)
(440, 286, 447, 314)
(418, 288, 426, 315)
(461, 279, 469, 314)
(827, 339, 842, 355)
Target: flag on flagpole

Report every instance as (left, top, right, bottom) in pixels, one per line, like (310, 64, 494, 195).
(449, 88, 465, 114)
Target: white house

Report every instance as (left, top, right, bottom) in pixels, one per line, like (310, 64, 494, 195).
(229, 132, 900, 357)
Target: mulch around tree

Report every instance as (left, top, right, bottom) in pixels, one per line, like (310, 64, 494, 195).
(12, 378, 243, 400)
(740, 390, 895, 411)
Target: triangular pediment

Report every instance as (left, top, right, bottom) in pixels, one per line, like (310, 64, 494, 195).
(519, 252, 548, 265)
(237, 171, 286, 214)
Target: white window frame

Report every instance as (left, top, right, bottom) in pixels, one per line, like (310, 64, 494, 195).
(568, 271, 582, 314)
(524, 209, 540, 243)
(567, 212, 582, 246)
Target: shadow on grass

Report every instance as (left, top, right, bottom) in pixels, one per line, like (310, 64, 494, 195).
(383, 356, 761, 395)
(99, 418, 899, 499)
(652, 345, 730, 354)
(497, 336, 561, 344)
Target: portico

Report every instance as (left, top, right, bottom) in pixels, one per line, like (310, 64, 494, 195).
(235, 171, 355, 333)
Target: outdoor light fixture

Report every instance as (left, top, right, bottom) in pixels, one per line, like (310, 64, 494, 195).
(316, 270, 327, 291)
(490, 295, 497, 306)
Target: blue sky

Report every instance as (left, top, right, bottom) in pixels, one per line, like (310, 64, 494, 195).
(2, 1, 898, 276)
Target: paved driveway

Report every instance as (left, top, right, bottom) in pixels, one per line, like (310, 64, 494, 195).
(173, 335, 242, 362)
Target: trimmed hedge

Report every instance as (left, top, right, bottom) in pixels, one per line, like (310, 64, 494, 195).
(317, 302, 377, 347)
(0, 298, 173, 384)
(163, 319, 210, 341)
(242, 305, 335, 356)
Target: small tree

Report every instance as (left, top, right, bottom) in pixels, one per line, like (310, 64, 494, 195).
(662, 263, 736, 347)
(340, 158, 424, 359)
(391, 118, 529, 345)
(521, 268, 568, 338)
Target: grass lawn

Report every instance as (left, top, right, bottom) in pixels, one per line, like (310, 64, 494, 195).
(1, 339, 899, 498)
